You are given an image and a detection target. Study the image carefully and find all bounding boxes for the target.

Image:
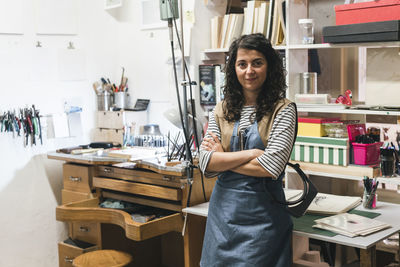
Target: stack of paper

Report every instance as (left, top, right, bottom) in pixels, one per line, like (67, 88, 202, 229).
(108, 147, 164, 161)
(307, 193, 362, 215)
(313, 213, 391, 237)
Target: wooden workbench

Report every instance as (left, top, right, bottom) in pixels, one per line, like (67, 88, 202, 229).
(49, 152, 216, 267)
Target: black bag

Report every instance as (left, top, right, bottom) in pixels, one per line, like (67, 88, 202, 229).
(271, 103, 318, 218)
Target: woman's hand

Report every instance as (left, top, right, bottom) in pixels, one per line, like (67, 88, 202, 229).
(251, 148, 265, 158)
(201, 132, 224, 152)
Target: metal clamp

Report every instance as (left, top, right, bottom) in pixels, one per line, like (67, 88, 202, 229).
(64, 257, 73, 263)
(180, 80, 197, 86)
(103, 167, 112, 173)
(79, 226, 89, 232)
(69, 176, 81, 182)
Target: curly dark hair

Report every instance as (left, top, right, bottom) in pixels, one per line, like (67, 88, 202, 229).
(223, 33, 287, 122)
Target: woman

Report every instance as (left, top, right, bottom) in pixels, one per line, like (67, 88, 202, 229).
(199, 33, 297, 266)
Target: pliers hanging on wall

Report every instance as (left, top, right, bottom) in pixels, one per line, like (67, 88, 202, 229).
(32, 105, 42, 145)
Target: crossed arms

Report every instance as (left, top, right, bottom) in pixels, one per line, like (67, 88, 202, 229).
(201, 132, 273, 178)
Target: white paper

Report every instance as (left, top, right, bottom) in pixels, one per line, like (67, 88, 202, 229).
(67, 112, 82, 137)
(0, 0, 24, 34)
(34, 0, 78, 35)
(314, 213, 391, 237)
(30, 47, 57, 81)
(58, 48, 86, 81)
(51, 113, 70, 138)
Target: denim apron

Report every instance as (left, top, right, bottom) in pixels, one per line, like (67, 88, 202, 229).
(200, 120, 293, 267)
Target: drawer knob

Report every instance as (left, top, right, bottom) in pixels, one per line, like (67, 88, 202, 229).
(162, 176, 172, 181)
(69, 176, 82, 182)
(79, 226, 89, 232)
(103, 167, 113, 173)
(64, 256, 74, 263)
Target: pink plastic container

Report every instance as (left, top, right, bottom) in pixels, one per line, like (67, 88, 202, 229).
(352, 142, 383, 165)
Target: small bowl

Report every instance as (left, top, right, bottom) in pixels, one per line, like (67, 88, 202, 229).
(139, 124, 162, 136)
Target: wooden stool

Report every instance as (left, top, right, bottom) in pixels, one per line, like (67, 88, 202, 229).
(73, 249, 132, 267)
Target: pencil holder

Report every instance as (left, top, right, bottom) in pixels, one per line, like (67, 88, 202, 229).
(363, 191, 377, 209)
(114, 91, 130, 109)
(380, 148, 395, 177)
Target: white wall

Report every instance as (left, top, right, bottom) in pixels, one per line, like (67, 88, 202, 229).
(0, 0, 222, 266)
(0, 1, 115, 267)
(366, 48, 400, 106)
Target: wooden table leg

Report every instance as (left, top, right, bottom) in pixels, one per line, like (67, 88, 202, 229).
(183, 214, 207, 267)
(360, 246, 376, 267)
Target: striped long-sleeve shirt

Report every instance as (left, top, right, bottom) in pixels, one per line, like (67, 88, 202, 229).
(199, 103, 296, 179)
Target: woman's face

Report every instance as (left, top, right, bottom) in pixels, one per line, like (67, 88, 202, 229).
(235, 48, 268, 95)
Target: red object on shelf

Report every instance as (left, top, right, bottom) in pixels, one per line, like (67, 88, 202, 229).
(335, 0, 400, 25)
(347, 124, 366, 142)
(335, 90, 352, 106)
(298, 117, 340, 124)
(352, 142, 383, 165)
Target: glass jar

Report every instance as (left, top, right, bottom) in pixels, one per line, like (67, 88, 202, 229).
(298, 18, 314, 44)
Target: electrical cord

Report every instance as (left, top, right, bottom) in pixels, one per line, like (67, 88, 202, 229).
(167, 0, 207, 203)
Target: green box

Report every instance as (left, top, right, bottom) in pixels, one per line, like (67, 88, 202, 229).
(290, 136, 349, 166)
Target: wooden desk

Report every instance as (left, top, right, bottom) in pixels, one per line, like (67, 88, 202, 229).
(183, 202, 400, 267)
(49, 152, 216, 267)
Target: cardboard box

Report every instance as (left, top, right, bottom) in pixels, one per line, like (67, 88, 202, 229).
(335, 0, 400, 25)
(93, 128, 124, 144)
(291, 136, 349, 166)
(323, 20, 400, 43)
(96, 110, 147, 132)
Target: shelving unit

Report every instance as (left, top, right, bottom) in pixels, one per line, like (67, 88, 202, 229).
(200, 0, 400, 264)
(287, 161, 400, 186)
(298, 107, 400, 116)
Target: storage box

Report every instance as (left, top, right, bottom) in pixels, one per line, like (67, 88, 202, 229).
(298, 117, 340, 137)
(291, 136, 349, 166)
(96, 111, 147, 131)
(93, 128, 124, 144)
(323, 20, 400, 43)
(352, 142, 383, 165)
(335, 0, 400, 25)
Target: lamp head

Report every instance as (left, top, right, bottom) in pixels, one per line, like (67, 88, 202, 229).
(159, 0, 179, 21)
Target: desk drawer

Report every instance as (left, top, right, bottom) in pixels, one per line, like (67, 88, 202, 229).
(56, 198, 183, 241)
(63, 164, 93, 193)
(93, 177, 182, 201)
(62, 189, 95, 204)
(70, 222, 101, 246)
(58, 241, 98, 267)
(95, 166, 182, 188)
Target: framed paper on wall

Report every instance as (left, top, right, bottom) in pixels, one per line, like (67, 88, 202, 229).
(104, 0, 122, 10)
(140, 0, 167, 30)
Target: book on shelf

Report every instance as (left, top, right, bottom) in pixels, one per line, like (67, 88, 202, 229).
(223, 14, 244, 49)
(210, 16, 223, 49)
(214, 65, 225, 103)
(219, 14, 231, 49)
(313, 213, 391, 238)
(199, 64, 224, 105)
(270, 0, 286, 45)
(266, 0, 274, 39)
(307, 192, 362, 215)
(255, 1, 271, 35)
(242, 0, 265, 35)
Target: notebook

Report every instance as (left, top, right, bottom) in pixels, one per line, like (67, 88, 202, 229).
(313, 213, 391, 237)
(129, 99, 150, 111)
